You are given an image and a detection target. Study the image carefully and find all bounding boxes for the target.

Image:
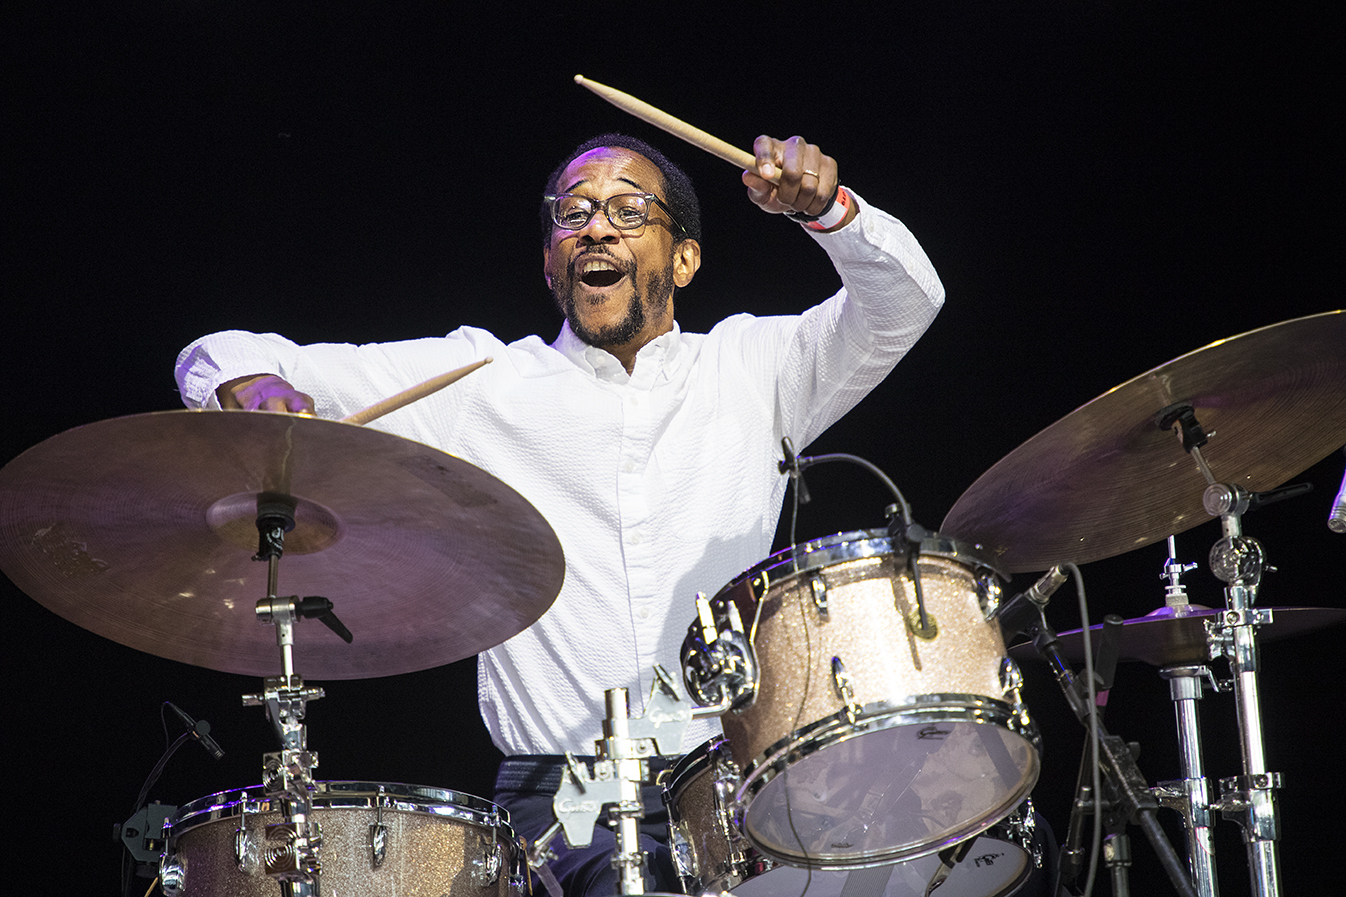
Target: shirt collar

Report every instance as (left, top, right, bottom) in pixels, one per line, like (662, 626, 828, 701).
(551, 320, 683, 385)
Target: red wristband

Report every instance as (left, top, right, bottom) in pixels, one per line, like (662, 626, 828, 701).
(799, 187, 852, 231)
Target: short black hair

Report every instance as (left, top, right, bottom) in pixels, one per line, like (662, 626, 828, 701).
(540, 133, 702, 246)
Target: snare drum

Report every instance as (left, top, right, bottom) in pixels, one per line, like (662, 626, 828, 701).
(666, 738, 1040, 897)
(160, 781, 529, 896)
(685, 530, 1039, 868)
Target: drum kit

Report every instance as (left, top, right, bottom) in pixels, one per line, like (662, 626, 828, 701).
(1, 311, 1344, 897)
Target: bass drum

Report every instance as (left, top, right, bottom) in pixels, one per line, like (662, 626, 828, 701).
(160, 781, 529, 897)
(665, 739, 1041, 897)
(685, 530, 1039, 868)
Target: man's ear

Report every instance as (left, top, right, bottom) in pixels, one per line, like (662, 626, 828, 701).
(673, 239, 701, 288)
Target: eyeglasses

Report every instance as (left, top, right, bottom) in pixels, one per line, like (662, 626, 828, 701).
(544, 192, 686, 234)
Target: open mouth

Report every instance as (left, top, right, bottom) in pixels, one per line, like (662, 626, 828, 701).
(577, 256, 628, 289)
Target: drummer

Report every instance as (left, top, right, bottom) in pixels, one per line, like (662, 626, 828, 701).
(177, 132, 951, 895)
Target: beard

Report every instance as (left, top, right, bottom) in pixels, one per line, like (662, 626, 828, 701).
(551, 249, 675, 349)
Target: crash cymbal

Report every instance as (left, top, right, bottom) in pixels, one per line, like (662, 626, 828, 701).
(1008, 605, 1346, 667)
(941, 311, 1346, 573)
(0, 410, 565, 679)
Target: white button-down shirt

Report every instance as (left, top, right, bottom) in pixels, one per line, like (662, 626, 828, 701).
(176, 193, 944, 756)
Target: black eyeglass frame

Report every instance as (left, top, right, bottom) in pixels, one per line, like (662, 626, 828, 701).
(543, 192, 687, 235)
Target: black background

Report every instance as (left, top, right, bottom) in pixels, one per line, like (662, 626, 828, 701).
(5, 2, 1343, 894)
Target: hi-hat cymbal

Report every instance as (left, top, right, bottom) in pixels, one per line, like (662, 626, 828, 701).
(1008, 605, 1346, 667)
(941, 311, 1346, 573)
(0, 410, 565, 679)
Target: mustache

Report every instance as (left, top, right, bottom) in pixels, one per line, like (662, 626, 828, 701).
(569, 246, 633, 277)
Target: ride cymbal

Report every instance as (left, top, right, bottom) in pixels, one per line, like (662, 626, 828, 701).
(0, 410, 565, 679)
(942, 311, 1346, 573)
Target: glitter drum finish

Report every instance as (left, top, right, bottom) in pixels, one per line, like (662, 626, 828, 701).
(161, 781, 529, 897)
(665, 738, 1038, 897)
(705, 531, 1039, 868)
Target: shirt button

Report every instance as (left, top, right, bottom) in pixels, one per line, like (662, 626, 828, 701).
(623, 460, 636, 473)
(636, 607, 651, 620)
(629, 531, 643, 545)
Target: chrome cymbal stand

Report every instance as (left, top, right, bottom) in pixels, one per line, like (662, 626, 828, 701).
(1152, 537, 1221, 897)
(236, 498, 350, 897)
(1202, 484, 1282, 897)
(1160, 406, 1284, 897)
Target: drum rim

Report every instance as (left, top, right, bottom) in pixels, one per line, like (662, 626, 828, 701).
(171, 780, 511, 832)
(717, 530, 1008, 597)
(735, 695, 1042, 868)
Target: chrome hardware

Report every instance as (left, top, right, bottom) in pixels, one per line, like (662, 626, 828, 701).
(233, 826, 249, 871)
(831, 656, 861, 725)
(159, 852, 186, 897)
(809, 575, 828, 619)
(748, 571, 770, 603)
(472, 829, 503, 886)
(977, 569, 1003, 619)
(1210, 534, 1266, 586)
(681, 594, 760, 712)
(369, 784, 388, 868)
(262, 819, 322, 881)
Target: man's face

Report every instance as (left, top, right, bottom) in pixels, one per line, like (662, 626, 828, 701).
(543, 147, 697, 355)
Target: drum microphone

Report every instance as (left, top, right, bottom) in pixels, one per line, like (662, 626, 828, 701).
(997, 565, 1068, 641)
(167, 702, 225, 761)
(1329, 448, 1346, 534)
(778, 437, 812, 505)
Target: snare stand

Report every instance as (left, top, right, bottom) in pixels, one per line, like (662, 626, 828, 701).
(532, 668, 729, 896)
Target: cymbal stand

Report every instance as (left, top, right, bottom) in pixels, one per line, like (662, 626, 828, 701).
(1151, 537, 1220, 897)
(237, 497, 348, 897)
(1201, 483, 1283, 897)
(1161, 406, 1284, 896)
(532, 668, 730, 896)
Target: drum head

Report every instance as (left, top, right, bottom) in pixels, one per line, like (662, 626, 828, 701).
(727, 835, 1029, 897)
(741, 713, 1038, 867)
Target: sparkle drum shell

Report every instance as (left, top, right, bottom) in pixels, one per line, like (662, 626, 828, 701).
(161, 781, 529, 897)
(708, 530, 1039, 868)
(665, 738, 1039, 897)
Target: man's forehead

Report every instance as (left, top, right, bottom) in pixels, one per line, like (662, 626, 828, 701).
(560, 147, 663, 196)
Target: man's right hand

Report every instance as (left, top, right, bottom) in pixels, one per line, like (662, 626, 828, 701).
(217, 374, 315, 414)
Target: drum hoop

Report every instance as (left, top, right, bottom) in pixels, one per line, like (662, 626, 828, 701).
(172, 780, 511, 833)
(718, 530, 1007, 598)
(733, 695, 1042, 868)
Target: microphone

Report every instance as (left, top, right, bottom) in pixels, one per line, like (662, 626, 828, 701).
(997, 565, 1069, 641)
(1329, 450, 1346, 534)
(167, 703, 225, 761)
(778, 437, 812, 505)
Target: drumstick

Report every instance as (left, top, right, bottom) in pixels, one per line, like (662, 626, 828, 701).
(573, 75, 779, 184)
(340, 358, 492, 426)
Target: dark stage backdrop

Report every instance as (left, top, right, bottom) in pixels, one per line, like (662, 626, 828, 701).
(5, 3, 1343, 894)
